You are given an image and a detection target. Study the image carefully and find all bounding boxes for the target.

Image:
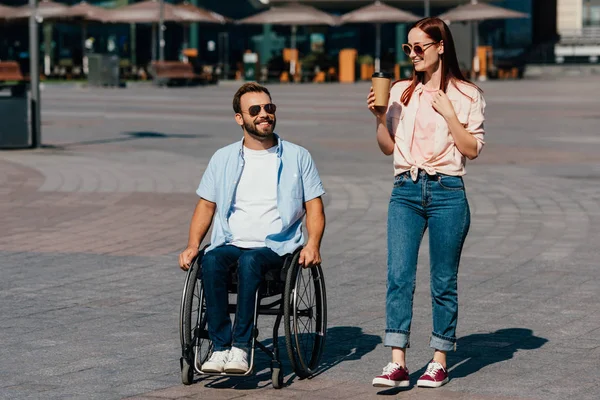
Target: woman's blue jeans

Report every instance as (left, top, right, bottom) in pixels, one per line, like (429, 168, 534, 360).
(385, 170, 470, 351)
(201, 245, 284, 352)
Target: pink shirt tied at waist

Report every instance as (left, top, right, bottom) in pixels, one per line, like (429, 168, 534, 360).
(385, 80, 486, 181)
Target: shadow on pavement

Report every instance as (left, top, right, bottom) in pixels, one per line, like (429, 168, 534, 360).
(124, 131, 210, 139)
(203, 326, 382, 390)
(446, 327, 548, 379)
(378, 327, 548, 395)
(310, 326, 382, 379)
(39, 131, 211, 149)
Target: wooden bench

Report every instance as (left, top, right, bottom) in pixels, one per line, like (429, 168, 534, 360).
(0, 61, 26, 82)
(0, 61, 29, 94)
(150, 61, 206, 86)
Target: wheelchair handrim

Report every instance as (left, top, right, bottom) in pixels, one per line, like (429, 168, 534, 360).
(291, 264, 326, 373)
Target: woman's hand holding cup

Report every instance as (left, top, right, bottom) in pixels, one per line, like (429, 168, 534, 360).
(367, 87, 387, 120)
(368, 71, 392, 120)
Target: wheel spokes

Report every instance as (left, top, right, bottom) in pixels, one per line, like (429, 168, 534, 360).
(292, 267, 321, 371)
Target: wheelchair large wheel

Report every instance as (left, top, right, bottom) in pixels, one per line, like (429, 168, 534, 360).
(180, 257, 212, 384)
(283, 251, 327, 379)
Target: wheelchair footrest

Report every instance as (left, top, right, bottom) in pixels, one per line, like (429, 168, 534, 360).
(196, 368, 255, 377)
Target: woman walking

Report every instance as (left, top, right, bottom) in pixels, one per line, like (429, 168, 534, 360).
(367, 17, 486, 388)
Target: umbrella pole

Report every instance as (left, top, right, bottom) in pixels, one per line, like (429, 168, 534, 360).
(424, 0, 430, 17)
(182, 24, 189, 62)
(159, 0, 165, 61)
(29, 0, 41, 148)
(43, 22, 52, 76)
(81, 21, 88, 76)
(375, 23, 381, 72)
(470, 0, 480, 79)
(290, 25, 297, 77)
(471, 20, 480, 80)
(130, 23, 137, 71)
(152, 23, 157, 62)
(184, 24, 189, 51)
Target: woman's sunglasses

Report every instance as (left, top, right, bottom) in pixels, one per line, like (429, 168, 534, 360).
(242, 103, 277, 117)
(402, 42, 438, 57)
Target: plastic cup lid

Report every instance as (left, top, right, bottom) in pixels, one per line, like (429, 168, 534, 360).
(372, 71, 392, 79)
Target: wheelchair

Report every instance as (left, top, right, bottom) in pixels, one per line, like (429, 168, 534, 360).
(179, 246, 327, 389)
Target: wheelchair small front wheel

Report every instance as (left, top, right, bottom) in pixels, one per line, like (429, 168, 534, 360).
(181, 358, 194, 385)
(271, 360, 284, 389)
(283, 252, 327, 379)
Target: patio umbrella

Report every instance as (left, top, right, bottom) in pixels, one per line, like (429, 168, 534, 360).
(438, 0, 528, 80)
(268, 0, 497, 12)
(437, 1, 528, 22)
(175, 2, 230, 24)
(8, 0, 69, 19)
(99, 0, 202, 24)
(340, 1, 420, 72)
(175, 2, 230, 54)
(99, 0, 207, 62)
(8, 1, 71, 76)
(0, 5, 17, 20)
(238, 2, 339, 26)
(64, 1, 109, 20)
(61, 2, 112, 75)
(237, 3, 339, 76)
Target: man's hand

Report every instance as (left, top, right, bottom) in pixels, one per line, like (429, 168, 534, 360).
(299, 244, 321, 269)
(179, 246, 199, 271)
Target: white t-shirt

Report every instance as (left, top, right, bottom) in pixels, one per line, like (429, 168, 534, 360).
(228, 145, 282, 248)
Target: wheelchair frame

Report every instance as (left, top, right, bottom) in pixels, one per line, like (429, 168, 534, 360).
(179, 246, 327, 389)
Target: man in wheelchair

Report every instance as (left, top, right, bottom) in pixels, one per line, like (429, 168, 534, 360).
(178, 82, 326, 374)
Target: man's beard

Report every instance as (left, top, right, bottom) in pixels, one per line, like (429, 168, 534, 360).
(243, 115, 276, 141)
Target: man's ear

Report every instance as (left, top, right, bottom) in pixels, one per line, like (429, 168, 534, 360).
(234, 113, 244, 126)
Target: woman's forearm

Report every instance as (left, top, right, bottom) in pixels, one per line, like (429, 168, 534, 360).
(376, 117, 395, 156)
(446, 115, 478, 159)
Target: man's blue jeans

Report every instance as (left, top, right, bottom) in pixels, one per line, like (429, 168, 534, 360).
(201, 245, 284, 351)
(385, 171, 471, 351)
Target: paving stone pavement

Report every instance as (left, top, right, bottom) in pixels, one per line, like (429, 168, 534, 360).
(1, 77, 600, 400)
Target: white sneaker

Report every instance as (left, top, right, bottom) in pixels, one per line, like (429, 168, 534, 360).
(224, 346, 249, 373)
(201, 349, 229, 373)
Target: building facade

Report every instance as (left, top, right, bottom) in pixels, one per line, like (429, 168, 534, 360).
(555, 0, 600, 63)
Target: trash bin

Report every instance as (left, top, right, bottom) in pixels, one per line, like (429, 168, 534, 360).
(87, 53, 120, 86)
(0, 84, 30, 149)
(243, 52, 258, 82)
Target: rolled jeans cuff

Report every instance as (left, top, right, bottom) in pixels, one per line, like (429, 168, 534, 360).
(430, 333, 456, 351)
(384, 331, 410, 348)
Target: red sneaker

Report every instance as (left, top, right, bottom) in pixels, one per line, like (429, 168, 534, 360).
(372, 362, 410, 387)
(417, 360, 449, 388)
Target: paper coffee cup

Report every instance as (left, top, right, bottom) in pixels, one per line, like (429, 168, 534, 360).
(371, 72, 392, 107)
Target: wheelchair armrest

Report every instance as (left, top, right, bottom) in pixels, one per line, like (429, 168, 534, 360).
(280, 245, 303, 281)
(190, 243, 210, 268)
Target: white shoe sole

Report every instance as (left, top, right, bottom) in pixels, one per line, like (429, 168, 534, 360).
(372, 377, 410, 388)
(201, 364, 224, 373)
(417, 377, 448, 388)
(224, 363, 249, 374)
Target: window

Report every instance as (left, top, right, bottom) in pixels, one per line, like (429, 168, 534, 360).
(583, 0, 600, 26)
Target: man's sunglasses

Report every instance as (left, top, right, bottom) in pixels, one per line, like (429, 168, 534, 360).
(242, 103, 277, 117)
(402, 42, 438, 57)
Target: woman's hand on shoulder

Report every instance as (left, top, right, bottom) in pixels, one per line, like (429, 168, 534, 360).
(432, 90, 457, 121)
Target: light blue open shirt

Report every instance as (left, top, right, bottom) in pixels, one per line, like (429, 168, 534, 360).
(197, 134, 325, 256)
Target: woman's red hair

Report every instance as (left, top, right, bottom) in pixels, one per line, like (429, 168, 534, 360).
(401, 17, 481, 106)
